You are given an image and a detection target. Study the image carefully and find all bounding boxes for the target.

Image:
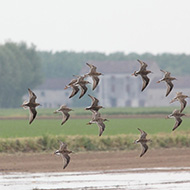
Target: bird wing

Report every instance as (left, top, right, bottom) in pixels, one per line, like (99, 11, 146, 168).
(137, 59, 148, 70)
(29, 107, 37, 124)
(28, 88, 37, 103)
(61, 112, 70, 125)
(140, 75, 150, 91)
(92, 76, 100, 90)
(138, 128, 147, 139)
(172, 117, 182, 131)
(160, 69, 171, 77)
(91, 110, 101, 120)
(165, 81, 174, 97)
(79, 84, 88, 99)
(140, 143, 148, 157)
(59, 141, 67, 151)
(69, 85, 79, 98)
(97, 121, 105, 136)
(88, 94, 99, 107)
(179, 99, 187, 113)
(61, 153, 70, 169)
(86, 63, 97, 73)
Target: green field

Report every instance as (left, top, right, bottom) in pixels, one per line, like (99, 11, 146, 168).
(0, 117, 190, 138)
(0, 107, 190, 153)
(0, 106, 189, 117)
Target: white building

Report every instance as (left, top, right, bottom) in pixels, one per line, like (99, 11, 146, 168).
(25, 61, 190, 108)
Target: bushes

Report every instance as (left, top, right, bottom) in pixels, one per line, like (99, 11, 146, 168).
(0, 132, 190, 153)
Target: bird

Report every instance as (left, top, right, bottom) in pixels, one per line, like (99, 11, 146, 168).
(170, 92, 189, 113)
(54, 105, 73, 125)
(134, 128, 151, 157)
(54, 141, 72, 169)
(87, 111, 108, 136)
(166, 109, 185, 131)
(132, 59, 152, 91)
(157, 69, 177, 97)
(21, 88, 41, 124)
(75, 75, 90, 98)
(64, 78, 80, 98)
(84, 63, 102, 90)
(85, 94, 104, 112)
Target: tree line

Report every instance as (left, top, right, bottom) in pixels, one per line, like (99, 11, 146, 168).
(0, 41, 190, 108)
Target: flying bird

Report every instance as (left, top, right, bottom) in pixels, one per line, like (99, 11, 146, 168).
(87, 111, 108, 136)
(75, 75, 90, 98)
(170, 92, 189, 113)
(157, 69, 176, 97)
(21, 88, 41, 124)
(54, 141, 72, 169)
(134, 128, 151, 157)
(132, 59, 152, 91)
(84, 63, 102, 90)
(85, 94, 104, 112)
(64, 78, 80, 98)
(54, 105, 73, 125)
(166, 109, 185, 131)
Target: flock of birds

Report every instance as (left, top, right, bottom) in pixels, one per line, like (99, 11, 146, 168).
(21, 60, 189, 169)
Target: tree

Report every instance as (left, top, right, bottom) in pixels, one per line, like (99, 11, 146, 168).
(0, 42, 42, 108)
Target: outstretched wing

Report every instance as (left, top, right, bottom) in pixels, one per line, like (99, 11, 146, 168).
(92, 76, 100, 90)
(59, 141, 67, 151)
(138, 128, 147, 139)
(141, 75, 150, 91)
(28, 88, 37, 103)
(61, 112, 70, 125)
(69, 85, 79, 98)
(179, 99, 187, 113)
(140, 143, 148, 157)
(165, 81, 173, 97)
(29, 107, 37, 124)
(79, 84, 88, 99)
(137, 59, 148, 70)
(88, 94, 99, 107)
(172, 117, 182, 131)
(61, 153, 70, 169)
(97, 121, 105, 136)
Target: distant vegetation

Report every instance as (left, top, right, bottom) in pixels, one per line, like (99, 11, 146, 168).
(0, 41, 190, 108)
(1, 132, 190, 153)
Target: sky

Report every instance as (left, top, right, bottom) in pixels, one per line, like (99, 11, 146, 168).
(0, 0, 190, 54)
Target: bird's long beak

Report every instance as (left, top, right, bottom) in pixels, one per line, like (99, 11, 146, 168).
(131, 73, 135, 76)
(64, 86, 68, 90)
(156, 81, 160, 83)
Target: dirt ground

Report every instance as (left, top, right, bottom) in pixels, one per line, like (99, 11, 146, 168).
(1, 148, 190, 173)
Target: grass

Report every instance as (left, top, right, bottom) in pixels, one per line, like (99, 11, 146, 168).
(0, 117, 190, 138)
(1, 106, 190, 117)
(0, 107, 190, 153)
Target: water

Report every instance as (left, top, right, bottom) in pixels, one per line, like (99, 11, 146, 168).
(1, 167, 190, 190)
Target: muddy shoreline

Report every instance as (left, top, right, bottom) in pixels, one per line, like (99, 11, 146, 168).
(1, 148, 190, 173)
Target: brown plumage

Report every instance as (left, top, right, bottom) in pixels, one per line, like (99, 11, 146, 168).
(54, 141, 72, 169)
(170, 92, 189, 113)
(87, 111, 108, 136)
(166, 109, 185, 131)
(54, 105, 73, 125)
(64, 78, 80, 98)
(75, 75, 90, 98)
(134, 128, 151, 157)
(85, 63, 102, 90)
(132, 59, 152, 91)
(21, 88, 41, 124)
(157, 69, 176, 97)
(85, 94, 104, 112)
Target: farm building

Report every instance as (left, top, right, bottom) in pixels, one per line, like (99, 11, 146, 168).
(26, 61, 190, 108)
